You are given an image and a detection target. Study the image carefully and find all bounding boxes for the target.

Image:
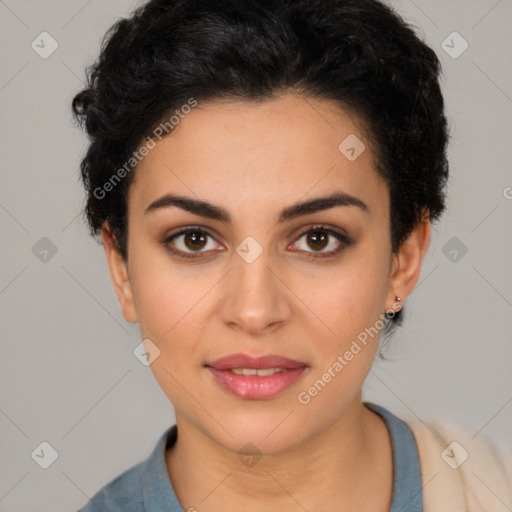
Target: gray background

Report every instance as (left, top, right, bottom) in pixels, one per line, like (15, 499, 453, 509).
(0, 0, 511, 510)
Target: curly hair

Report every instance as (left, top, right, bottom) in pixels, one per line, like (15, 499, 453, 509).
(72, 0, 450, 330)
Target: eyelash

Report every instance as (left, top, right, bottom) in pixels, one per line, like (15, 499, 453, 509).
(163, 224, 353, 261)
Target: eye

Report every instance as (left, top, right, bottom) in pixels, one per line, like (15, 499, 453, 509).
(163, 226, 222, 260)
(289, 225, 352, 260)
(163, 224, 352, 261)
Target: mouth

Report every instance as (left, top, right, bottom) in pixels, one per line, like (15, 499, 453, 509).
(205, 353, 308, 400)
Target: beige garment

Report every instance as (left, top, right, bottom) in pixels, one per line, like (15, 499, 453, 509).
(407, 419, 512, 511)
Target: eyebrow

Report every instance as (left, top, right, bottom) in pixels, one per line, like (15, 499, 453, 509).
(144, 191, 370, 223)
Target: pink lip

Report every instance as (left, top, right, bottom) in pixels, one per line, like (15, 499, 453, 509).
(205, 353, 308, 400)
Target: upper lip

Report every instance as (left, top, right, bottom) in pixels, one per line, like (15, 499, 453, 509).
(205, 353, 307, 370)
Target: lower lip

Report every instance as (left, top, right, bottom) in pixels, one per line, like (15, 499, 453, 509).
(207, 367, 307, 399)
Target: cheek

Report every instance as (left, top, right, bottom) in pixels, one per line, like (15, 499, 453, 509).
(128, 245, 193, 341)
(298, 251, 389, 348)
(129, 260, 207, 405)
(293, 262, 389, 418)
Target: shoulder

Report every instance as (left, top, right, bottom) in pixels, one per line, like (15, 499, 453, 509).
(75, 460, 145, 512)
(405, 418, 512, 511)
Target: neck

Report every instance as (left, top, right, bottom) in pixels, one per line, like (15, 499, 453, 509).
(166, 396, 393, 512)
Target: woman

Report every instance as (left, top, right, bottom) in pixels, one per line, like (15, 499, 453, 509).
(72, 0, 511, 510)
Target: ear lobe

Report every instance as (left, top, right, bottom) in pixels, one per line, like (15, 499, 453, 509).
(387, 209, 431, 306)
(101, 222, 138, 323)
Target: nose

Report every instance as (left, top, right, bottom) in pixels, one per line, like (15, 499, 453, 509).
(218, 248, 293, 337)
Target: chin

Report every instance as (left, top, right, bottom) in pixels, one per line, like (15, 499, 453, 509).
(200, 405, 314, 456)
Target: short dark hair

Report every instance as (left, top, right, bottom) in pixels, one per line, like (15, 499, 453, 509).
(72, 0, 450, 331)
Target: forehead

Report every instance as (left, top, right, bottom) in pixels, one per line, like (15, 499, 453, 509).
(128, 93, 388, 219)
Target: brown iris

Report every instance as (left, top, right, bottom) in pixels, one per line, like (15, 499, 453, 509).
(184, 231, 208, 251)
(306, 231, 329, 251)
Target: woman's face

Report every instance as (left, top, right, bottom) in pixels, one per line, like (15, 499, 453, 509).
(106, 93, 412, 455)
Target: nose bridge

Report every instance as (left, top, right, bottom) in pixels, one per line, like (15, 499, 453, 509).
(236, 244, 275, 294)
(219, 242, 291, 334)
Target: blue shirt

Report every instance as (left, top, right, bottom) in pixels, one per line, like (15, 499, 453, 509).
(76, 402, 423, 511)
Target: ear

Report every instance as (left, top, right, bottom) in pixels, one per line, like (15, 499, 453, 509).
(386, 208, 431, 310)
(101, 222, 138, 323)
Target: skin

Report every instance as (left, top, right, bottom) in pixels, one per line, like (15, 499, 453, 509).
(102, 92, 431, 511)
